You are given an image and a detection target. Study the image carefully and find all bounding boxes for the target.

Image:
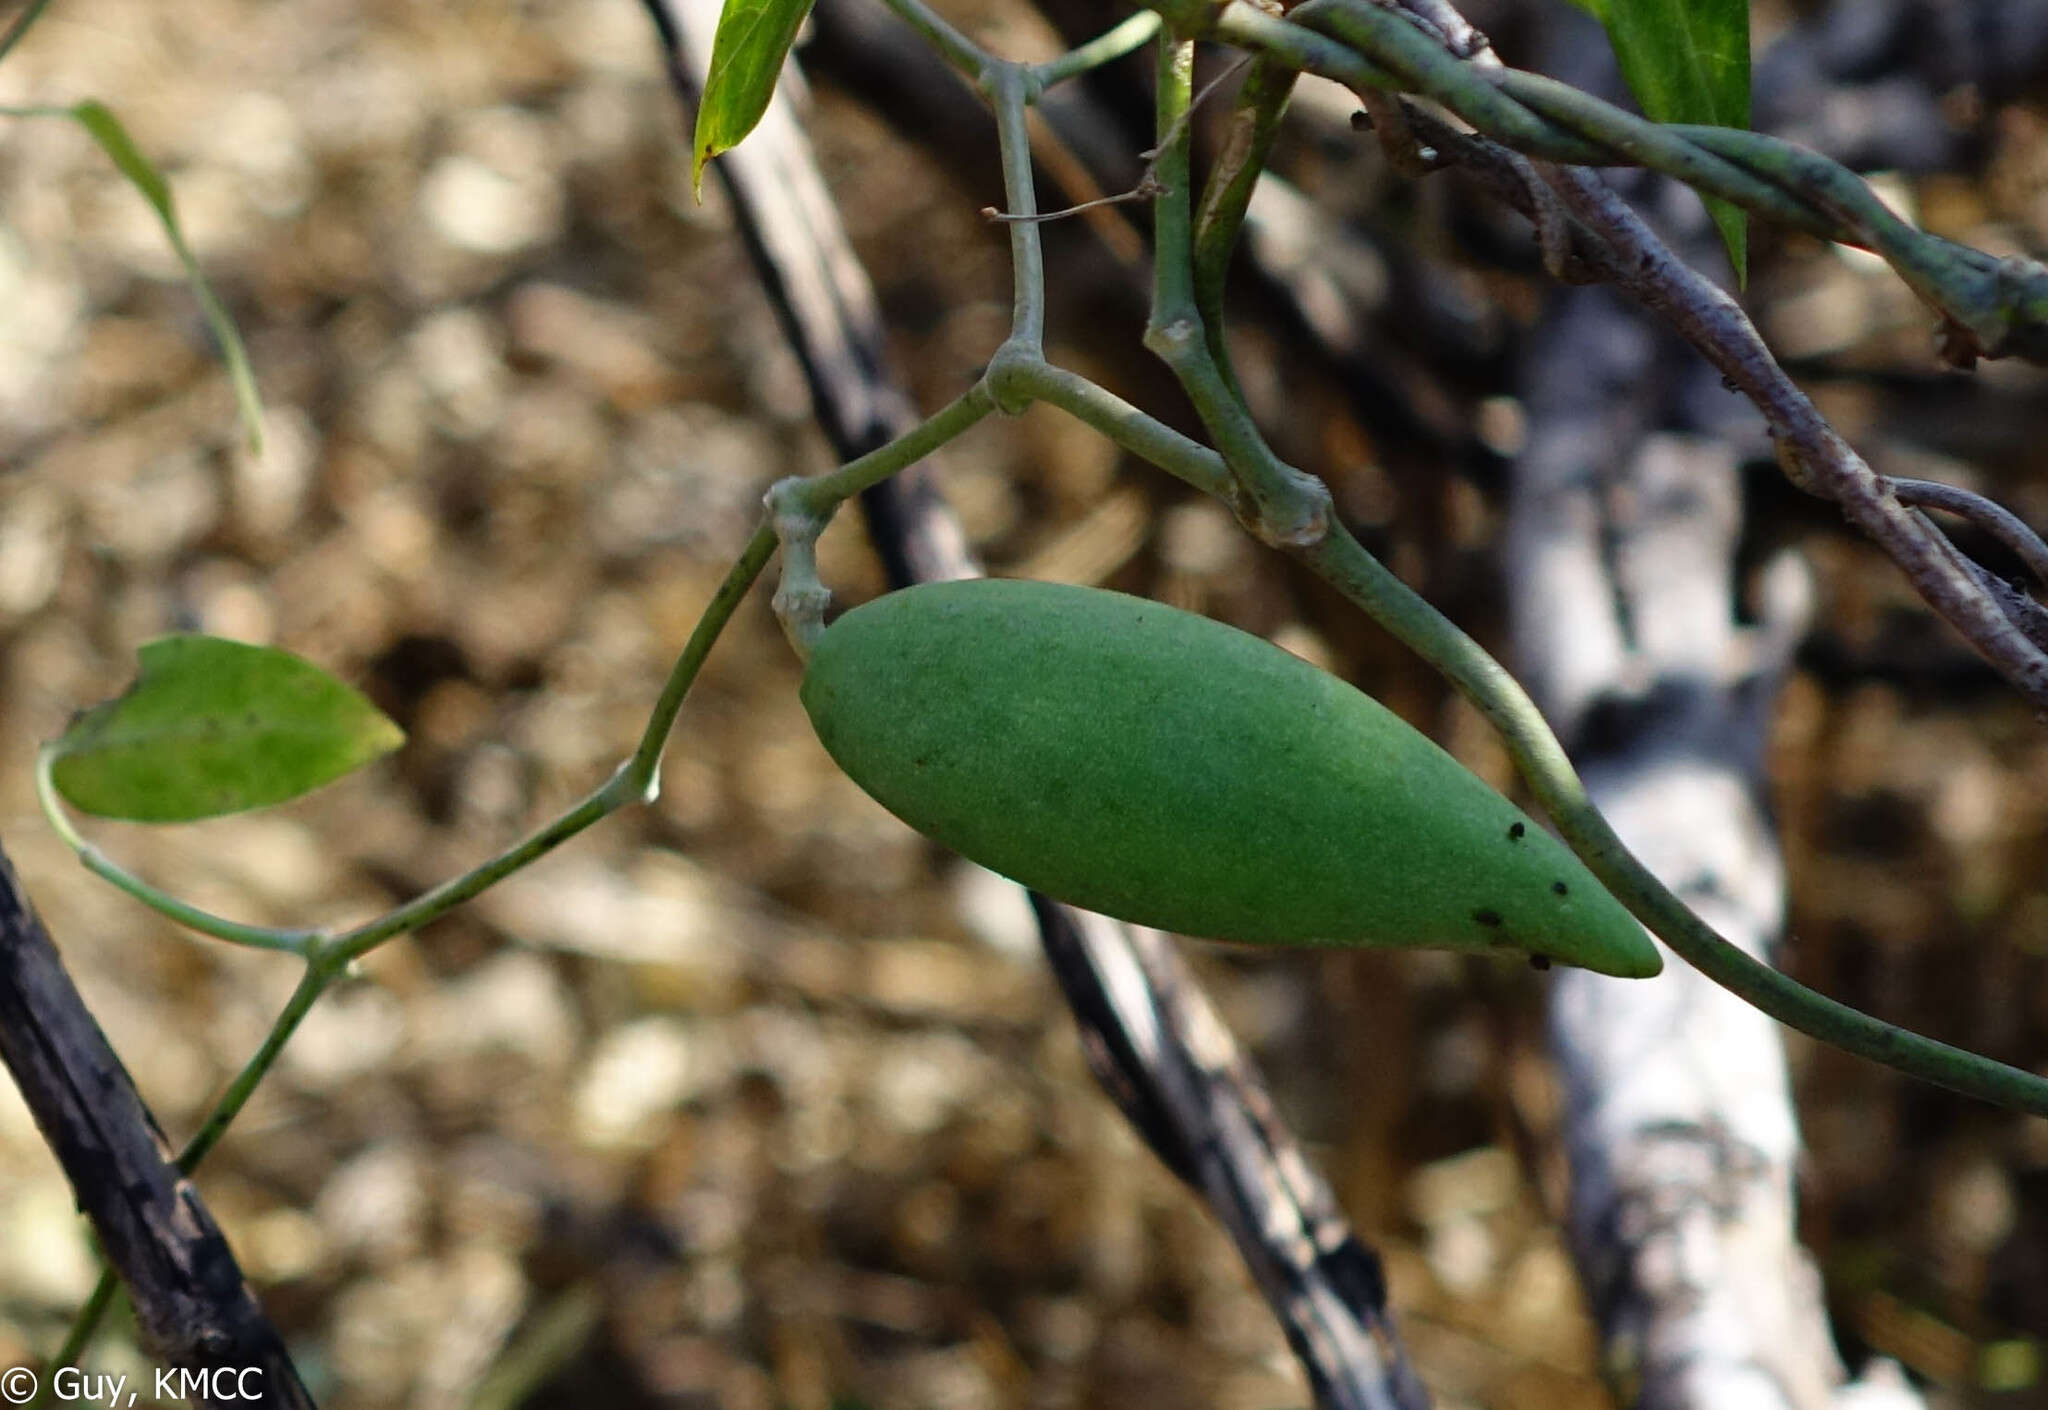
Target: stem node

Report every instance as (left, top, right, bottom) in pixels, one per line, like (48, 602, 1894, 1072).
(1238, 474, 1333, 548)
(766, 477, 835, 654)
(1142, 316, 1202, 362)
(984, 340, 1043, 415)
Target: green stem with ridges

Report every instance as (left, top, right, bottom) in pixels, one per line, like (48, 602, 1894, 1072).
(1143, 34, 1329, 546)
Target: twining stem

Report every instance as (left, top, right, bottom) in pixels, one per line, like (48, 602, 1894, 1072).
(1142, 36, 1327, 546)
(1192, 57, 1296, 398)
(47, 0, 2048, 1378)
(1537, 162, 2048, 707)
(1162, 0, 2048, 709)
(328, 788, 626, 966)
(47, 949, 340, 1393)
(324, 519, 783, 969)
(767, 389, 998, 648)
(1147, 39, 1200, 331)
(627, 522, 781, 780)
(1209, 0, 2048, 364)
(1888, 478, 2048, 587)
(1120, 24, 2048, 1113)
(780, 388, 998, 518)
(1018, 363, 1234, 499)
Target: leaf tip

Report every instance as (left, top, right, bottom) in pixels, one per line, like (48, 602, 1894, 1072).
(367, 713, 409, 756)
(688, 101, 721, 203)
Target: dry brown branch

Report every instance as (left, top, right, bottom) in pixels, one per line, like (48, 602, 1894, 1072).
(0, 846, 314, 1409)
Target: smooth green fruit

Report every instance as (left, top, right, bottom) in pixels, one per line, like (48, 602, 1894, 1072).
(801, 579, 1661, 979)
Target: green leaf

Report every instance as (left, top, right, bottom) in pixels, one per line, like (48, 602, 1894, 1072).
(0, 99, 267, 451)
(50, 636, 405, 822)
(1572, 0, 1751, 281)
(690, 0, 816, 197)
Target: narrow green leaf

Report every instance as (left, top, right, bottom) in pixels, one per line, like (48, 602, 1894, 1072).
(50, 636, 405, 822)
(1577, 0, 1751, 281)
(690, 0, 816, 197)
(0, 99, 266, 451)
(70, 100, 268, 447)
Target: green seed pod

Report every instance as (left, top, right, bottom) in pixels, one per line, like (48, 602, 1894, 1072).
(801, 579, 1661, 979)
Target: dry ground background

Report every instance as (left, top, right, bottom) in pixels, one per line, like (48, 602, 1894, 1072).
(3, 0, 2048, 1406)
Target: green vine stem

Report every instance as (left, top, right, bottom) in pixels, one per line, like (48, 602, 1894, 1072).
(1129, 24, 2048, 1114)
(872, 0, 989, 85)
(1030, 10, 1161, 90)
(46, 520, 780, 1364)
(41, 961, 334, 1401)
(35, 750, 317, 955)
(814, 18, 2048, 1114)
(34, 1277, 116, 1410)
(1268, 0, 2048, 723)
(1143, 36, 1328, 548)
(986, 61, 1048, 361)
(45, 0, 2048, 1379)
(41, 4, 1145, 1357)
(1181, 0, 2048, 711)
(1306, 526, 2048, 1113)
(1192, 58, 1296, 402)
(1210, 0, 2048, 365)
(766, 386, 999, 649)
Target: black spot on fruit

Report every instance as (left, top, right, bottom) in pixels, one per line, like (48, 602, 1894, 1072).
(799, 579, 1664, 979)
(1507, 822, 1525, 841)
(1551, 880, 1568, 896)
